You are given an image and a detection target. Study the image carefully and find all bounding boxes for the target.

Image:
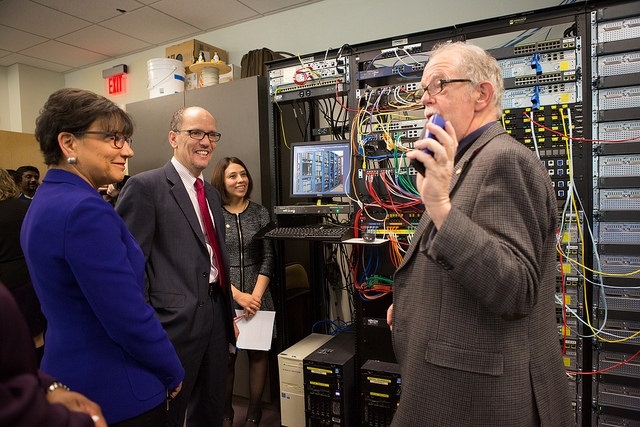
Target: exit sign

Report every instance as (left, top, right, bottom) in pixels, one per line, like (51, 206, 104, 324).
(107, 73, 127, 95)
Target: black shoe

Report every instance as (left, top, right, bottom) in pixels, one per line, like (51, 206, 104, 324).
(244, 409, 261, 427)
(223, 410, 234, 427)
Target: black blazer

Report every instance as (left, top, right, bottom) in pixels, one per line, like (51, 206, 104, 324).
(0, 282, 93, 426)
(0, 198, 45, 337)
(116, 161, 235, 351)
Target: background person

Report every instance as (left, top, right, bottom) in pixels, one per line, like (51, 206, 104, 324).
(20, 88, 184, 426)
(98, 175, 129, 206)
(116, 106, 237, 427)
(15, 165, 40, 202)
(388, 41, 574, 426)
(211, 157, 275, 427)
(0, 168, 46, 364)
(0, 281, 107, 427)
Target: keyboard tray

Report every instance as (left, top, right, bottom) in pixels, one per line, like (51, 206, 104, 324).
(263, 224, 352, 241)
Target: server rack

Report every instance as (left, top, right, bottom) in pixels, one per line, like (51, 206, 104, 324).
(590, 3, 640, 425)
(360, 359, 401, 427)
(278, 333, 333, 427)
(303, 333, 356, 426)
(265, 1, 639, 425)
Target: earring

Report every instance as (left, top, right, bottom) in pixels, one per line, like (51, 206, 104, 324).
(67, 157, 77, 164)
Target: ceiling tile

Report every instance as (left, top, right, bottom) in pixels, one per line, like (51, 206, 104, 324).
(0, 0, 325, 73)
(101, 7, 201, 44)
(58, 25, 152, 57)
(152, 0, 258, 31)
(31, 0, 145, 22)
(240, 0, 321, 15)
(0, 25, 47, 51)
(0, 0, 88, 38)
(0, 52, 71, 72)
(21, 40, 108, 68)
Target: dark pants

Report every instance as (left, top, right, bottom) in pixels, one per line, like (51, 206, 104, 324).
(167, 286, 229, 427)
(110, 402, 166, 427)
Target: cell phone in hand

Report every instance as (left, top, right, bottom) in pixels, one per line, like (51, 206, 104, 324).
(410, 114, 446, 176)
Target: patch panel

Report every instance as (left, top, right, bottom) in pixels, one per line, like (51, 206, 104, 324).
(357, 137, 419, 156)
(502, 83, 579, 109)
(356, 83, 422, 100)
(380, 47, 399, 57)
(561, 339, 582, 370)
(354, 168, 419, 204)
(512, 37, 578, 56)
(499, 49, 578, 79)
(357, 62, 427, 81)
(358, 211, 421, 236)
(386, 119, 426, 131)
(392, 62, 426, 74)
(558, 312, 579, 338)
(272, 79, 348, 102)
(380, 43, 422, 58)
(506, 70, 577, 89)
(269, 57, 349, 102)
(375, 129, 422, 142)
(556, 287, 578, 309)
(273, 77, 345, 94)
(557, 275, 580, 294)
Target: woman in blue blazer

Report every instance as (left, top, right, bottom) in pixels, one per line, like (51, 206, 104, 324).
(20, 88, 184, 426)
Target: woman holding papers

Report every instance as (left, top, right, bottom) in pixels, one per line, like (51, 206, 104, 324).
(211, 157, 275, 427)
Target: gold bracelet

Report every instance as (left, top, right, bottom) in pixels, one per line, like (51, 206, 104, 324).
(47, 381, 70, 393)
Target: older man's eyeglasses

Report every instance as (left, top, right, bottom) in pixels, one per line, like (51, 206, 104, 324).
(417, 78, 473, 97)
(174, 129, 222, 143)
(75, 131, 132, 149)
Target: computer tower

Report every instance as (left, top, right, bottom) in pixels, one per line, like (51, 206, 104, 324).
(360, 359, 401, 426)
(303, 333, 356, 427)
(278, 333, 333, 427)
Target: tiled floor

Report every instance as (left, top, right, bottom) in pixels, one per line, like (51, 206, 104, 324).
(231, 396, 281, 427)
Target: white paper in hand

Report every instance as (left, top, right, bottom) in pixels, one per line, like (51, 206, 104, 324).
(234, 310, 276, 351)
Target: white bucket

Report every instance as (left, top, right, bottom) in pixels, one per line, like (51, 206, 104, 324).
(147, 58, 185, 98)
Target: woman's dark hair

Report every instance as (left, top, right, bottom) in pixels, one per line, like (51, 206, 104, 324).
(210, 157, 253, 205)
(34, 88, 134, 166)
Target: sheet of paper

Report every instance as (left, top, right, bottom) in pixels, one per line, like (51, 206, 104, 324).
(234, 310, 276, 351)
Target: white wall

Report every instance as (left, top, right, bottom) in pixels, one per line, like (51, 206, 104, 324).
(1, 64, 64, 132)
(0, 67, 9, 131)
(1, 0, 562, 131)
(15, 65, 65, 133)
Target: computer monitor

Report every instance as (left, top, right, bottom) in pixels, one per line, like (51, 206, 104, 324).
(290, 140, 351, 200)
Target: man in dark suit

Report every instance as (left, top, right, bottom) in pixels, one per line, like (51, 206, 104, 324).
(116, 106, 237, 427)
(388, 42, 574, 425)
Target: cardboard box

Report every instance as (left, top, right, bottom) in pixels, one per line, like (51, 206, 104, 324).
(166, 39, 228, 68)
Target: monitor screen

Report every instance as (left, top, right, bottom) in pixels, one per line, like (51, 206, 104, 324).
(290, 140, 351, 199)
